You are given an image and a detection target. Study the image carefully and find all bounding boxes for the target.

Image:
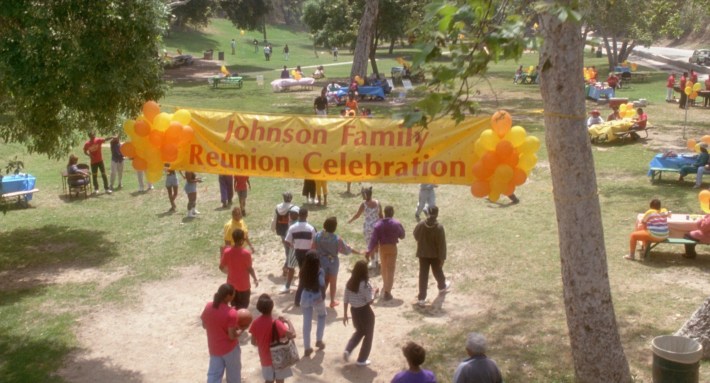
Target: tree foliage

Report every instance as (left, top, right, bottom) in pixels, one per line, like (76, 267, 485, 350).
(170, 0, 216, 29)
(220, 0, 273, 32)
(0, 0, 167, 159)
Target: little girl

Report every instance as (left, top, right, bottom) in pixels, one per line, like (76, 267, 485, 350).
(181, 171, 202, 218)
(165, 164, 179, 212)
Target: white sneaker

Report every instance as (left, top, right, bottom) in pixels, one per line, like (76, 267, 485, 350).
(92, 190, 98, 195)
(193, 208, 201, 215)
(343, 350, 350, 362)
(417, 300, 426, 307)
(439, 281, 452, 293)
(105, 189, 112, 194)
(279, 286, 290, 294)
(356, 360, 371, 366)
(187, 210, 195, 218)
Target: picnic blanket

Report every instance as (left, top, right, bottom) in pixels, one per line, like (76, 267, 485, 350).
(334, 86, 386, 100)
(270, 77, 315, 92)
(588, 119, 634, 144)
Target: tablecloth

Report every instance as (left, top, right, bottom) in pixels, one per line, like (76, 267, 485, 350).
(636, 213, 702, 239)
(587, 86, 615, 101)
(588, 119, 634, 143)
(647, 154, 698, 175)
(614, 66, 631, 74)
(270, 77, 315, 92)
(1, 174, 36, 201)
(334, 86, 385, 100)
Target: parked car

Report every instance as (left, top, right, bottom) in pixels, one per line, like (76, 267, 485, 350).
(689, 49, 710, 66)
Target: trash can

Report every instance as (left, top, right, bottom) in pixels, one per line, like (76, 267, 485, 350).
(218, 51, 224, 61)
(203, 50, 213, 60)
(651, 335, 703, 383)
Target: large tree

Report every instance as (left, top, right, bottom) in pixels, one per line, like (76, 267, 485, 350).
(220, 0, 273, 41)
(415, 0, 632, 380)
(0, 0, 167, 159)
(170, 0, 216, 29)
(350, 0, 379, 78)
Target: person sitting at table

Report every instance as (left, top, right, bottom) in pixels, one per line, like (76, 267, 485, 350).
(625, 198, 670, 261)
(607, 106, 621, 121)
(313, 65, 325, 79)
(628, 108, 648, 139)
(589, 66, 598, 82)
(513, 65, 523, 84)
(586, 110, 603, 128)
(295, 65, 304, 78)
(683, 209, 710, 258)
(280, 65, 290, 79)
(67, 154, 89, 187)
(345, 93, 359, 115)
(606, 73, 619, 90)
(680, 143, 710, 182)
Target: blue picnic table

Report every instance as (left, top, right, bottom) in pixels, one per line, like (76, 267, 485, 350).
(647, 154, 701, 183)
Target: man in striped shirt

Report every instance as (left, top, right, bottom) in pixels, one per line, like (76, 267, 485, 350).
(284, 207, 317, 306)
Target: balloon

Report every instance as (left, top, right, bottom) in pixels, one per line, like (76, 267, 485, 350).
(520, 136, 541, 155)
(495, 140, 514, 162)
(691, 91, 698, 100)
(626, 103, 634, 110)
(685, 86, 692, 95)
(470, 181, 490, 198)
(149, 129, 164, 148)
(478, 130, 500, 151)
(512, 168, 527, 186)
(123, 120, 135, 137)
(173, 109, 192, 125)
(491, 110, 513, 138)
(700, 190, 710, 213)
(619, 110, 626, 118)
(240, 30, 245, 36)
(481, 152, 499, 175)
(501, 151, 519, 168)
(701, 136, 710, 145)
(179, 125, 195, 146)
(120, 142, 136, 158)
(147, 170, 162, 184)
(165, 122, 182, 145)
(473, 139, 487, 157)
(153, 112, 171, 132)
(161, 144, 178, 162)
(132, 157, 147, 171)
(492, 165, 514, 186)
(631, 63, 637, 71)
(518, 154, 538, 172)
(472, 161, 493, 181)
(695, 143, 701, 153)
(134, 120, 151, 137)
(502, 181, 515, 196)
(143, 101, 160, 123)
(619, 104, 627, 112)
(504, 126, 527, 147)
(688, 138, 698, 150)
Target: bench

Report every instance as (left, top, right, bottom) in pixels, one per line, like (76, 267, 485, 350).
(613, 124, 653, 141)
(208, 76, 243, 89)
(643, 237, 701, 259)
(0, 188, 39, 208)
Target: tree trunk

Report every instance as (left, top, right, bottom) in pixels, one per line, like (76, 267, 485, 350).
(262, 15, 267, 43)
(350, 0, 379, 79)
(603, 37, 614, 71)
(389, 39, 395, 54)
(676, 296, 710, 359)
(538, 5, 633, 383)
(369, 27, 380, 76)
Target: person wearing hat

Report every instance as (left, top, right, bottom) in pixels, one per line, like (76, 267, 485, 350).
(679, 142, 709, 183)
(586, 110, 603, 128)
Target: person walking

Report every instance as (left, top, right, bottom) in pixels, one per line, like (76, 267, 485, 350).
(348, 186, 383, 269)
(283, 44, 289, 61)
(332, 47, 338, 61)
(182, 171, 202, 218)
(201, 283, 243, 383)
(109, 136, 124, 191)
(231, 39, 236, 55)
(299, 251, 327, 357)
(415, 184, 437, 222)
(413, 206, 451, 307)
(253, 39, 259, 53)
(283, 207, 317, 304)
(234, 175, 251, 216)
(391, 342, 437, 383)
(314, 88, 328, 116)
(218, 174, 235, 208)
(223, 207, 255, 252)
(83, 131, 113, 195)
(314, 217, 360, 308)
(453, 333, 503, 383)
(220, 229, 259, 309)
(665, 72, 675, 102)
(342, 260, 378, 366)
(249, 294, 296, 383)
(272, 192, 294, 273)
(367, 206, 405, 301)
(165, 166, 179, 211)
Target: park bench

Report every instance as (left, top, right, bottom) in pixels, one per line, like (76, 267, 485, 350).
(208, 76, 243, 89)
(0, 188, 39, 208)
(643, 237, 705, 259)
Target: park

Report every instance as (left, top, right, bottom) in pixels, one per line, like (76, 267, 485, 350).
(1, 1, 710, 382)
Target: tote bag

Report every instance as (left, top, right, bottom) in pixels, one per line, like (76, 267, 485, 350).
(269, 320, 299, 369)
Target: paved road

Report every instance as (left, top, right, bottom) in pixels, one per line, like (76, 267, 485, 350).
(634, 46, 694, 62)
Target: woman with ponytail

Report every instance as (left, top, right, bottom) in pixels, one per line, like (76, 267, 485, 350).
(201, 283, 243, 383)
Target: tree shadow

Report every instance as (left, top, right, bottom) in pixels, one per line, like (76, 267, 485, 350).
(164, 30, 220, 54)
(638, 251, 710, 270)
(0, 224, 120, 273)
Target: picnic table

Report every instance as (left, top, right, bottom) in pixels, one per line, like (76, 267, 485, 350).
(334, 86, 386, 101)
(586, 85, 615, 101)
(588, 119, 634, 144)
(614, 66, 631, 74)
(518, 73, 538, 84)
(208, 76, 243, 89)
(647, 153, 709, 182)
(634, 213, 707, 258)
(1, 174, 38, 208)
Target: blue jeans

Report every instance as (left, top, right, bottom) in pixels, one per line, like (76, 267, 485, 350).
(207, 344, 241, 383)
(218, 175, 234, 204)
(302, 297, 326, 350)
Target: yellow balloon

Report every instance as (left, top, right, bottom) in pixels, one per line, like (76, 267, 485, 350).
(492, 165, 514, 186)
(153, 112, 171, 132)
(693, 83, 702, 91)
(695, 143, 702, 153)
(700, 190, 710, 213)
(685, 86, 692, 95)
(240, 30, 245, 36)
(504, 126, 527, 147)
(474, 139, 487, 157)
(518, 154, 538, 172)
(173, 109, 192, 125)
(147, 169, 163, 184)
(520, 136, 541, 155)
(688, 138, 698, 150)
(478, 130, 500, 151)
(123, 120, 135, 137)
(619, 104, 627, 112)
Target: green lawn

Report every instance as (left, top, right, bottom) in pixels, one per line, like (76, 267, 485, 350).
(2, 19, 710, 383)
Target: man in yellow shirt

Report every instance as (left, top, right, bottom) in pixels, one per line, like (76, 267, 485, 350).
(223, 207, 255, 252)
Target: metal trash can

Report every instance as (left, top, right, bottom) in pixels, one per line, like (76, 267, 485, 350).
(218, 51, 224, 61)
(203, 50, 213, 60)
(652, 335, 703, 383)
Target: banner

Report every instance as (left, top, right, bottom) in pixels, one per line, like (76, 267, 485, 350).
(170, 110, 490, 185)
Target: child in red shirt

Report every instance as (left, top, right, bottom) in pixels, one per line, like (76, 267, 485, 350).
(234, 175, 251, 216)
(220, 229, 258, 309)
(249, 294, 296, 383)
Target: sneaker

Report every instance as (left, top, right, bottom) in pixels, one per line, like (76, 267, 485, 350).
(439, 281, 452, 293)
(304, 348, 313, 357)
(416, 300, 426, 307)
(105, 189, 112, 194)
(92, 190, 98, 195)
(343, 350, 350, 362)
(148, 185, 154, 191)
(316, 340, 325, 350)
(193, 209, 201, 215)
(279, 286, 290, 294)
(383, 292, 393, 301)
(624, 255, 635, 261)
(356, 360, 371, 366)
(186, 211, 195, 218)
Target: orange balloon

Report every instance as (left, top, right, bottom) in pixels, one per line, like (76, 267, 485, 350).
(160, 144, 179, 162)
(512, 168, 527, 186)
(132, 157, 147, 171)
(120, 142, 136, 158)
(470, 181, 490, 198)
(472, 161, 494, 181)
(134, 120, 150, 137)
(502, 151, 519, 168)
(179, 125, 195, 146)
(143, 101, 161, 123)
(149, 129, 164, 148)
(491, 110, 512, 138)
(165, 122, 182, 145)
(495, 140, 514, 161)
(503, 181, 515, 196)
(688, 138, 698, 150)
(481, 152, 499, 174)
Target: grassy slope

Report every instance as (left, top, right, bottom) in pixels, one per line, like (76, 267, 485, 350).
(2, 18, 710, 382)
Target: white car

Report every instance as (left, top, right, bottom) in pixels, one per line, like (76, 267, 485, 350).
(689, 49, 710, 66)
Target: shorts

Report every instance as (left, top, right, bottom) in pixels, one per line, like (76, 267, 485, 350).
(237, 190, 248, 200)
(165, 174, 178, 187)
(184, 182, 197, 194)
(285, 247, 298, 269)
(315, 180, 328, 195)
(230, 289, 250, 309)
(261, 365, 293, 381)
(320, 255, 339, 276)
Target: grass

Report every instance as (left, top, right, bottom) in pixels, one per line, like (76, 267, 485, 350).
(2, 18, 710, 382)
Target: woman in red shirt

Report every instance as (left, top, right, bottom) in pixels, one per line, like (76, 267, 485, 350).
(201, 283, 242, 383)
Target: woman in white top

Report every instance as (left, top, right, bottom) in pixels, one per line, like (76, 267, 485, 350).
(348, 187, 383, 268)
(343, 260, 378, 366)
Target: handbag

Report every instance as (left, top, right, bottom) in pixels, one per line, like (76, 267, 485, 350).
(269, 320, 299, 369)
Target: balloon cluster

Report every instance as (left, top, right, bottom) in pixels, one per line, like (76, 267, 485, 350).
(685, 81, 702, 100)
(618, 103, 637, 118)
(470, 111, 540, 202)
(699, 190, 710, 214)
(120, 101, 194, 183)
(686, 136, 710, 153)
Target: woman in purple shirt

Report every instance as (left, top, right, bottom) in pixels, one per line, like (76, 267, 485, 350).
(391, 342, 437, 383)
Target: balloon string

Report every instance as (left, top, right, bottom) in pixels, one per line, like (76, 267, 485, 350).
(542, 111, 586, 120)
